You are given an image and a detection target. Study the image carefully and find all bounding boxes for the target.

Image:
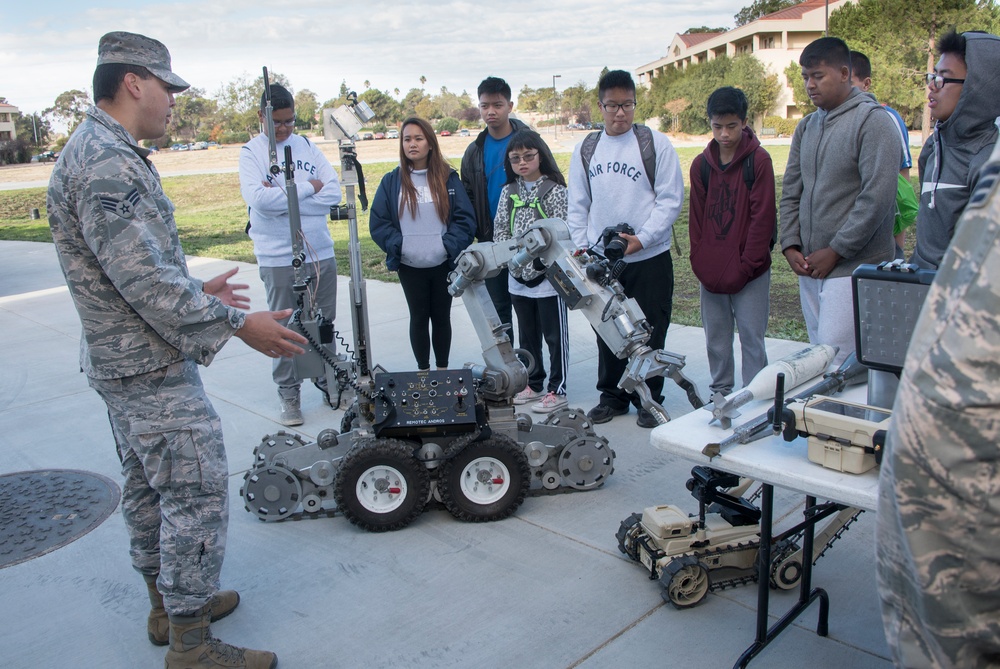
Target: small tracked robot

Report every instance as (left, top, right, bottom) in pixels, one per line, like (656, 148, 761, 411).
(241, 82, 704, 532)
(616, 467, 861, 608)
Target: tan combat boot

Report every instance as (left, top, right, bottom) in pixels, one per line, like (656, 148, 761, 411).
(164, 607, 277, 669)
(145, 575, 241, 646)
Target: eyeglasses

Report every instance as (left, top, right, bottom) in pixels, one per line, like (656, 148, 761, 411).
(925, 73, 965, 91)
(271, 119, 296, 127)
(601, 101, 636, 113)
(508, 151, 539, 164)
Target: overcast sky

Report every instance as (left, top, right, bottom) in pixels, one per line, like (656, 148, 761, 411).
(2, 0, 751, 116)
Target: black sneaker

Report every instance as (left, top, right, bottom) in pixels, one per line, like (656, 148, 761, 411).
(636, 407, 659, 429)
(587, 403, 628, 424)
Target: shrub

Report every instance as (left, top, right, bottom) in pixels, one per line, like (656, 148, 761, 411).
(762, 116, 799, 137)
(435, 117, 460, 134)
(0, 139, 32, 165)
(219, 131, 251, 145)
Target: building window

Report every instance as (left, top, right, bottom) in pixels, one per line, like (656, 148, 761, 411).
(0, 131, 12, 140)
(761, 36, 775, 49)
(0, 113, 10, 122)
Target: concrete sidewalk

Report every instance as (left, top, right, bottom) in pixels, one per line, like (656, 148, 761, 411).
(0, 240, 891, 668)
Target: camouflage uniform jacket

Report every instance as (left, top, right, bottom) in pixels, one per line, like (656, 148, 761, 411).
(48, 106, 246, 380)
(876, 140, 1000, 667)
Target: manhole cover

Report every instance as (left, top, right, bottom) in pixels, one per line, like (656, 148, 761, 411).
(0, 469, 120, 569)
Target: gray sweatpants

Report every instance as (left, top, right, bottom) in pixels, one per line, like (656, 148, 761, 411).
(700, 269, 770, 395)
(798, 274, 855, 367)
(259, 257, 338, 398)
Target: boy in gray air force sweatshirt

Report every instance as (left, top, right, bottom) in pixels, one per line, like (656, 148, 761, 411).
(779, 36, 900, 366)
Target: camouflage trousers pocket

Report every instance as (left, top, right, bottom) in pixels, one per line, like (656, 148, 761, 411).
(163, 536, 222, 612)
(135, 417, 228, 495)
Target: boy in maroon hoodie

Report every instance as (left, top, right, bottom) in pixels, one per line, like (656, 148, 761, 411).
(688, 86, 777, 396)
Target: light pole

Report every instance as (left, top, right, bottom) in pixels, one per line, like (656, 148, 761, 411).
(552, 74, 561, 138)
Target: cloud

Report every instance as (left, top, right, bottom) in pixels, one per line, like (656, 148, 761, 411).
(1, 0, 744, 115)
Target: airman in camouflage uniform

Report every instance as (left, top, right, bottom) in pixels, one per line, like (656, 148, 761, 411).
(47, 31, 302, 669)
(876, 140, 1000, 668)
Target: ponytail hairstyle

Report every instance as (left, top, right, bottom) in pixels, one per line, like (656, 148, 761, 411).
(502, 129, 566, 186)
(398, 117, 451, 223)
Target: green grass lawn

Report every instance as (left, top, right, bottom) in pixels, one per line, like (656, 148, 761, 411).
(0, 143, 916, 343)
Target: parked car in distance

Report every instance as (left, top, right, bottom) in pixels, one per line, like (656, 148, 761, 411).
(374, 132, 386, 140)
(458, 128, 470, 137)
(362, 132, 374, 141)
(170, 143, 185, 151)
(31, 150, 57, 163)
(386, 129, 399, 139)
(206, 141, 219, 150)
(191, 141, 209, 150)
(440, 130, 451, 137)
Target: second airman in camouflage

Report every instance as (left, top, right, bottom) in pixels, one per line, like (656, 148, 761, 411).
(876, 140, 1000, 668)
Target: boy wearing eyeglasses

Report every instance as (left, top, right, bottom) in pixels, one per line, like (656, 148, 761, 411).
(779, 37, 900, 367)
(910, 30, 1000, 270)
(239, 83, 342, 426)
(567, 69, 685, 429)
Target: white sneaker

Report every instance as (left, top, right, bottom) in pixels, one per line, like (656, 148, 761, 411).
(279, 396, 304, 426)
(513, 387, 545, 405)
(532, 392, 568, 414)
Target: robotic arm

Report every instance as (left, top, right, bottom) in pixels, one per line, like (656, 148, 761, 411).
(449, 218, 704, 422)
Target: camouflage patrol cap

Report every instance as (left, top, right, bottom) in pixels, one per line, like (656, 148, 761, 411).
(97, 31, 190, 93)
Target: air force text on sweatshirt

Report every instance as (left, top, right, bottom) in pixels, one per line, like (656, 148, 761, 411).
(567, 127, 684, 263)
(239, 133, 341, 267)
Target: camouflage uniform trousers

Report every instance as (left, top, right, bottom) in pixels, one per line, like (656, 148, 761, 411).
(877, 390, 1000, 668)
(89, 358, 229, 616)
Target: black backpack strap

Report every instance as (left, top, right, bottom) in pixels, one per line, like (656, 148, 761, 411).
(632, 124, 656, 190)
(580, 131, 601, 199)
(742, 151, 755, 192)
(699, 155, 711, 191)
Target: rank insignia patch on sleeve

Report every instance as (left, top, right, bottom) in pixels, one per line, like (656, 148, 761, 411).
(99, 188, 142, 219)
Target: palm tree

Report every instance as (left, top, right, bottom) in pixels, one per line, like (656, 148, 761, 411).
(420, 76, 427, 88)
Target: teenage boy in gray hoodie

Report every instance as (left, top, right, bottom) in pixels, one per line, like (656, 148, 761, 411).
(910, 30, 1000, 270)
(779, 36, 900, 366)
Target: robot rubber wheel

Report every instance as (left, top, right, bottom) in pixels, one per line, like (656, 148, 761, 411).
(333, 438, 430, 532)
(660, 556, 710, 609)
(438, 434, 530, 522)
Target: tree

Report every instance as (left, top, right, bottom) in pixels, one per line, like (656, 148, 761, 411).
(729, 55, 782, 128)
(169, 88, 218, 144)
(294, 89, 319, 129)
(830, 0, 1000, 138)
(14, 112, 51, 147)
(419, 75, 427, 88)
(43, 89, 91, 135)
(734, 0, 797, 27)
(685, 26, 728, 34)
(216, 72, 268, 137)
(784, 61, 816, 117)
(400, 88, 429, 118)
(359, 88, 401, 126)
(561, 81, 599, 125)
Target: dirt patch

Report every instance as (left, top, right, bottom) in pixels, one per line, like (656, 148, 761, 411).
(0, 129, 597, 186)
